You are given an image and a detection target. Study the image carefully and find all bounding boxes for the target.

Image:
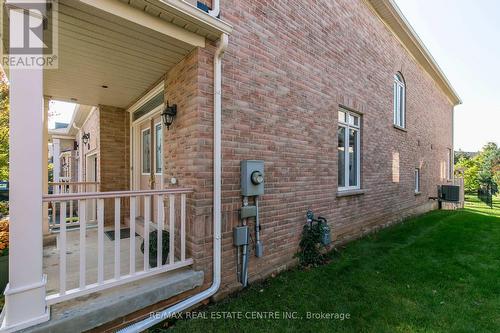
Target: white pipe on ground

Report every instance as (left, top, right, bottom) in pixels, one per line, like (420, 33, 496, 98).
(117, 33, 228, 333)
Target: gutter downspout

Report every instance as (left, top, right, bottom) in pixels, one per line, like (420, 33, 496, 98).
(117, 33, 228, 333)
(208, 0, 220, 17)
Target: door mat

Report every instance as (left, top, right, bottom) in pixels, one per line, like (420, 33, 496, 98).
(105, 228, 139, 241)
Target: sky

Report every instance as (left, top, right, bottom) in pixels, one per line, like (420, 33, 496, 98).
(393, 0, 500, 152)
(48, 100, 76, 129)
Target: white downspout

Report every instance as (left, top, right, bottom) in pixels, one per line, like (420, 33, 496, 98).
(117, 33, 228, 333)
(208, 0, 220, 17)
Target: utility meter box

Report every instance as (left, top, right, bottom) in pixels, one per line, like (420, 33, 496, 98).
(241, 160, 264, 196)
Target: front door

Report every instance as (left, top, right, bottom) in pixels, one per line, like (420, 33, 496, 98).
(133, 114, 163, 224)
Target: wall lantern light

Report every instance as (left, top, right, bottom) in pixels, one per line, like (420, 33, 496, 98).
(82, 132, 91, 149)
(162, 101, 177, 130)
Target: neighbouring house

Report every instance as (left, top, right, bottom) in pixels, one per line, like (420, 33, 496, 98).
(1, 0, 461, 332)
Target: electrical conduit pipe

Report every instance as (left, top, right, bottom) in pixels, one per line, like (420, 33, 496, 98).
(117, 32, 228, 332)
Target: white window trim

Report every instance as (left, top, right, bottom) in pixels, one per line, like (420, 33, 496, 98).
(394, 74, 406, 128)
(338, 110, 361, 192)
(415, 168, 420, 193)
(141, 127, 151, 175)
(154, 121, 163, 175)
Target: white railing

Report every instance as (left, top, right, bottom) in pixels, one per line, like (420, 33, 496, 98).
(42, 188, 193, 305)
(48, 181, 100, 231)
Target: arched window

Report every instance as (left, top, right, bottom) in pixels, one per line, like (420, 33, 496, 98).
(393, 72, 405, 128)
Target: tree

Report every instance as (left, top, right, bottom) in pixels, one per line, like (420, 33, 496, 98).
(478, 142, 500, 194)
(456, 156, 480, 193)
(455, 142, 500, 194)
(0, 73, 8, 181)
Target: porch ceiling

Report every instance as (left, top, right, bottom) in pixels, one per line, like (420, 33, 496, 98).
(43, 0, 230, 108)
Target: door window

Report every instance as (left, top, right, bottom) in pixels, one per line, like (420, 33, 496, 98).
(142, 128, 151, 174)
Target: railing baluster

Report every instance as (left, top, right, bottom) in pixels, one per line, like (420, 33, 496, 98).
(50, 201, 55, 231)
(144, 196, 150, 271)
(69, 185, 74, 225)
(114, 198, 120, 279)
(79, 200, 86, 289)
(43, 189, 193, 305)
(97, 199, 104, 284)
(130, 197, 136, 275)
(157, 195, 163, 268)
(181, 194, 186, 261)
(169, 194, 175, 265)
(59, 202, 67, 295)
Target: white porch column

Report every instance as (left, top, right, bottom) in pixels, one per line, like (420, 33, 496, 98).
(1, 8, 49, 332)
(42, 98, 50, 235)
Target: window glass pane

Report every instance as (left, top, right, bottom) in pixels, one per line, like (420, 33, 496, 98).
(338, 111, 346, 123)
(353, 115, 359, 126)
(348, 114, 355, 125)
(155, 124, 162, 173)
(415, 168, 420, 192)
(338, 126, 345, 187)
(142, 129, 151, 174)
(349, 129, 358, 186)
(400, 85, 405, 126)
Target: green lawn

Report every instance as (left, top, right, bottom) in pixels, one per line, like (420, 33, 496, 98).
(155, 196, 500, 333)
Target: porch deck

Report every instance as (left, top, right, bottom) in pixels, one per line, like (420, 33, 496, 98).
(44, 226, 145, 295)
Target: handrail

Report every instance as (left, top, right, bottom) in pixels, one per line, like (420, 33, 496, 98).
(43, 188, 194, 201)
(48, 181, 100, 186)
(49, 181, 100, 185)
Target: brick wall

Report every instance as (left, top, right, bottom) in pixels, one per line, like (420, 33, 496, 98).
(178, 0, 456, 294)
(78, 106, 130, 224)
(99, 105, 130, 224)
(146, 0, 458, 301)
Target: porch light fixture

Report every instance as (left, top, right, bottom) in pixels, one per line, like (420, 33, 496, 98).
(82, 132, 91, 149)
(162, 101, 177, 130)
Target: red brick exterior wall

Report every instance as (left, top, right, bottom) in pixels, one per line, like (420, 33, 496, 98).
(170, 0, 456, 295)
(79, 106, 130, 224)
(99, 105, 130, 224)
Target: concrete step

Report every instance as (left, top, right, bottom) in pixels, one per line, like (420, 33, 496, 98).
(22, 269, 204, 333)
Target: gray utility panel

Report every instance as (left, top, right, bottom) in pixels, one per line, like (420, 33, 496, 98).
(240, 160, 264, 196)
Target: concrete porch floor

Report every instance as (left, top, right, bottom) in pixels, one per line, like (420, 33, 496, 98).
(34, 227, 204, 333)
(44, 226, 148, 295)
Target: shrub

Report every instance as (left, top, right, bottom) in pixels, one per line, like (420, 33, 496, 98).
(140, 229, 169, 268)
(296, 220, 326, 267)
(0, 218, 8, 256)
(0, 201, 8, 217)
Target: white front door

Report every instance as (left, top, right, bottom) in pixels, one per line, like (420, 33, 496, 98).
(132, 113, 163, 224)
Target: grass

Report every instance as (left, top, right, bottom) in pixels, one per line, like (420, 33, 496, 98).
(154, 196, 500, 333)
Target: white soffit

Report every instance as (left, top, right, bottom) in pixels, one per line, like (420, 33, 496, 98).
(44, 0, 231, 108)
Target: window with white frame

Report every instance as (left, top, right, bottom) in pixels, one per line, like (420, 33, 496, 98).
(414, 168, 420, 193)
(338, 109, 361, 190)
(155, 123, 162, 174)
(393, 73, 406, 128)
